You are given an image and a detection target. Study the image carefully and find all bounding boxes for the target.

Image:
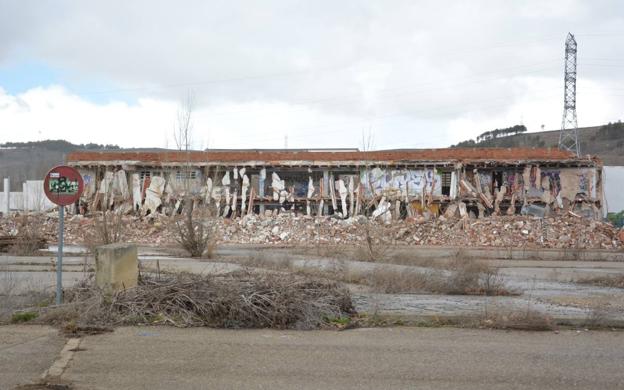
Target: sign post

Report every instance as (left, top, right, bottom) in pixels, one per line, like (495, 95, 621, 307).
(43, 166, 84, 305)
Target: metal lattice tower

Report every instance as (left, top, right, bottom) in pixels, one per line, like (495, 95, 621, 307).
(558, 33, 580, 156)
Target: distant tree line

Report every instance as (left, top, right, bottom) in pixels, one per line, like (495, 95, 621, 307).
(452, 125, 529, 148)
(451, 125, 546, 148)
(0, 140, 120, 151)
(475, 125, 527, 142)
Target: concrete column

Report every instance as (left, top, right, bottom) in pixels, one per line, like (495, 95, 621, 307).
(2, 178, 9, 215)
(322, 170, 329, 215)
(95, 243, 138, 292)
(22, 182, 28, 211)
(259, 168, 266, 214)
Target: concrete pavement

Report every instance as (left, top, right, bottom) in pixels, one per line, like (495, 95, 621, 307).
(0, 325, 65, 389)
(59, 326, 624, 390)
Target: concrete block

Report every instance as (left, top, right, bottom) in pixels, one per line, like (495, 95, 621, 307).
(521, 204, 548, 218)
(95, 243, 138, 292)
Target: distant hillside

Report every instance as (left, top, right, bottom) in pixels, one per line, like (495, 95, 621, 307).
(0, 140, 120, 190)
(451, 122, 624, 165)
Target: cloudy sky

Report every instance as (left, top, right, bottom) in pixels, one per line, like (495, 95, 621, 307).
(0, 1, 622, 150)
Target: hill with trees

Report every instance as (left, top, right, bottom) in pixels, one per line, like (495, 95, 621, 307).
(0, 140, 120, 190)
(451, 122, 624, 165)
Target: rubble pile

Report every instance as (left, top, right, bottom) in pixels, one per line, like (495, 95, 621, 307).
(212, 214, 622, 250)
(1, 212, 621, 250)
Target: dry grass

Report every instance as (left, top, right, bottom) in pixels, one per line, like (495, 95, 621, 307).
(363, 259, 512, 296)
(240, 252, 293, 271)
(0, 269, 52, 323)
(577, 274, 624, 289)
(15, 383, 73, 390)
(361, 268, 431, 293)
(354, 309, 557, 331)
(239, 253, 513, 296)
(8, 214, 46, 255)
(38, 270, 354, 330)
(480, 310, 556, 331)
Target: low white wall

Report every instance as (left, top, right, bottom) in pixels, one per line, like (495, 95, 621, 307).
(604, 166, 624, 216)
(0, 180, 56, 212)
(23, 180, 55, 211)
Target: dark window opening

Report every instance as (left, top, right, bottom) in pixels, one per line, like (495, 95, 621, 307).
(492, 171, 503, 192)
(441, 172, 452, 196)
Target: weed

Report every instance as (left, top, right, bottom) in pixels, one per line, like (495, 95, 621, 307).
(11, 311, 38, 323)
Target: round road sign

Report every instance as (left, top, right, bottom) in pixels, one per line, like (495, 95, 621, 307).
(43, 165, 84, 206)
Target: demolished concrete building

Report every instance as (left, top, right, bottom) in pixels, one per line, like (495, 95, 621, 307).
(66, 148, 603, 220)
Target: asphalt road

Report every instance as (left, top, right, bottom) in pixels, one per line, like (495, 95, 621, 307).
(56, 326, 624, 390)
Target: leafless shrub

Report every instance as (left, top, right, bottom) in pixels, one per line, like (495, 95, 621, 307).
(577, 274, 624, 289)
(82, 210, 125, 252)
(8, 215, 46, 255)
(39, 270, 353, 329)
(172, 200, 215, 258)
(582, 300, 616, 329)
(355, 219, 390, 262)
(444, 258, 511, 296)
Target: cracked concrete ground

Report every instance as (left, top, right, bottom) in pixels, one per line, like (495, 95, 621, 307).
(3, 245, 624, 324)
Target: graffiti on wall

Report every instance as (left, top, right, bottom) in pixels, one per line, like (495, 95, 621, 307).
(579, 172, 589, 193)
(541, 170, 561, 198)
(361, 168, 441, 197)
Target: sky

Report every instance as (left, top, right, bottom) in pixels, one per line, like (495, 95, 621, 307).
(0, 1, 623, 150)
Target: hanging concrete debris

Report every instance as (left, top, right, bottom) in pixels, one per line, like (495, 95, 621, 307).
(142, 176, 166, 216)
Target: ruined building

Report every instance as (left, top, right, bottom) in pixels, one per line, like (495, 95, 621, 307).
(66, 148, 602, 220)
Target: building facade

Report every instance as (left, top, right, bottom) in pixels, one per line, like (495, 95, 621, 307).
(66, 148, 603, 219)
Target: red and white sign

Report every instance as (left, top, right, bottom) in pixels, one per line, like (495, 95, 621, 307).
(43, 165, 84, 206)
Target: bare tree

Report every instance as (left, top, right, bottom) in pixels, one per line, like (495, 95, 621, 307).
(171, 91, 214, 257)
(173, 91, 195, 153)
(361, 126, 375, 151)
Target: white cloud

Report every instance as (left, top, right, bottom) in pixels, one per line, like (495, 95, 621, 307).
(1, 74, 622, 150)
(0, 1, 623, 148)
(0, 86, 175, 147)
